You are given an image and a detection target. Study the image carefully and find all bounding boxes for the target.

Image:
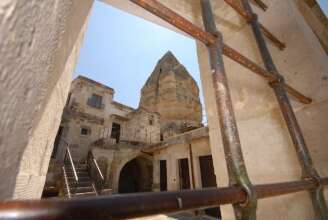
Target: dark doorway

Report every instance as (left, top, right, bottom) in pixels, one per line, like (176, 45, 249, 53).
(111, 122, 121, 143)
(51, 126, 63, 159)
(178, 158, 191, 190)
(199, 155, 221, 218)
(118, 157, 153, 194)
(160, 160, 167, 191)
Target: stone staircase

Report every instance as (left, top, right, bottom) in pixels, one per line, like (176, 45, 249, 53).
(62, 162, 97, 198)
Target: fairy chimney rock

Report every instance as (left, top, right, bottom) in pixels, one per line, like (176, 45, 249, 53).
(139, 51, 202, 138)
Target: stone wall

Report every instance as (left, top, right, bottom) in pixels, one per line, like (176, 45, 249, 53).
(58, 76, 134, 161)
(69, 76, 115, 119)
(0, 0, 93, 199)
(122, 108, 161, 144)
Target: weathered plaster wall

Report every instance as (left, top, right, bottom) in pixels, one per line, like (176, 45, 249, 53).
(60, 77, 135, 161)
(101, 0, 328, 219)
(123, 108, 161, 144)
(197, 1, 328, 219)
(0, 0, 93, 199)
(69, 76, 114, 119)
(294, 0, 328, 54)
(152, 133, 211, 192)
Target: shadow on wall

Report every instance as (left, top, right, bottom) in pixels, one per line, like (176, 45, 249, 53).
(118, 156, 153, 193)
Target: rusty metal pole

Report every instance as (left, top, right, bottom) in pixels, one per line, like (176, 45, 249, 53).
(240, 1, 328, 219)
(1, 179, 327, 220)
(200, 0, 257, 219)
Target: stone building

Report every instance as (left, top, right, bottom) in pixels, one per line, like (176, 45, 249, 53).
(47, 52, 213, 202)
(84, 52, 213, 197)
(51, 75, 134, 162)
(0, 0, 328, 219)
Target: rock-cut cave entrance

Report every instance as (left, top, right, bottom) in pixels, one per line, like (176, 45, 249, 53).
(118, 156, 153, 194)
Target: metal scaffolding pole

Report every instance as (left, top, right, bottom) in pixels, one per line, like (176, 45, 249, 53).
(240, 1, 328, 219)
(200, 0, 257, 219)
(0, 178, 327, 220)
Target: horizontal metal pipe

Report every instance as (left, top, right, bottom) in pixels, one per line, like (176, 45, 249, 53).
(0, 178, 327, 220)
(129, 0, 311, 104)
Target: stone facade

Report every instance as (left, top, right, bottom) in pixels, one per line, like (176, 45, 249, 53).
(122, 108, 161, 144)
(52, 75, 135, 162)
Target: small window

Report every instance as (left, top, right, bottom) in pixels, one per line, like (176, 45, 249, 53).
(160, 133, 164, 141)
(81, 127, 90, 136)
(149, 116, 153, 125)
(87, 94, 103, 109)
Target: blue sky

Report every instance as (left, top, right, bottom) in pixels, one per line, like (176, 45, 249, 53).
(75, 1, 202, 109)
(318, 0, 328, 16)
(75, 0, 328, 113)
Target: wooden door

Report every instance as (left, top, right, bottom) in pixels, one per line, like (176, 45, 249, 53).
(160, 160, 167, 191)
(199, 155, 221, 218)
(178, 158, 191, 190)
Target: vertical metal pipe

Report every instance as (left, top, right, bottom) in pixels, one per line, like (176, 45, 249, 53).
(200, 0, 257, 219)
(189, 143, 196, 189)
(240, 1, 328, 219)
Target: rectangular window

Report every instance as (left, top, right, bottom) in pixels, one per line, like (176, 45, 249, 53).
(160, 160, 167, 191)
(178, 158, 190, 190)
(87, 94, 103, 109)
(81, 127, 90, 136)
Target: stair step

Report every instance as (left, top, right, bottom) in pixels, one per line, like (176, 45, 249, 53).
(72, 191, 97, 198)
(64, 185, 94, 193)
(67, 176, 91, 182)
(69, 181, 93, 188)
(68, 186, 94, 194)
(65, 172, 89, 177)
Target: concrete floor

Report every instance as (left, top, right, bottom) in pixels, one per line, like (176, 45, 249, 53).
(131, 212, 219, 220)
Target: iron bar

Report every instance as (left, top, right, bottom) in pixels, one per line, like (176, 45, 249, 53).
(0, 178, 327, 220)
(129, 0, 311, 104)
(259, 23, 285, 50)
(240, 1, 328, 219)
(223, 0, 285, 50)
(200, 0, 257, 219)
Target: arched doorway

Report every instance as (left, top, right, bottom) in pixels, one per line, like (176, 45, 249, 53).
(118, 156, 153, 193)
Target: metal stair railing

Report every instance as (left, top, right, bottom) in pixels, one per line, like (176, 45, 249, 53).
(62, 139, 79, 196)
(87, 152, 105, 195)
